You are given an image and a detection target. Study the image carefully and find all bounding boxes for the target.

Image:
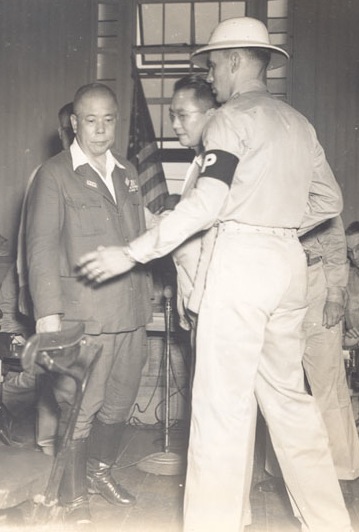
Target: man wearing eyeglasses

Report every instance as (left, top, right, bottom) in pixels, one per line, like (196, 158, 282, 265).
(166, 74, 218, 333)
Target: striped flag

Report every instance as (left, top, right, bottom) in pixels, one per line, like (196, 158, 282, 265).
(127, 74, 169, 214)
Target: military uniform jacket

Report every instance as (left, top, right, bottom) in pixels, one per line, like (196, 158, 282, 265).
(26, 149, 152, 334)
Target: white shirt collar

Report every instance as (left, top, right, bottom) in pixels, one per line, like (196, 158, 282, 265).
(70, 138, 125, 172)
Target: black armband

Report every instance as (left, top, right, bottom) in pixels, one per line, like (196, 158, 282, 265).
(199, 150, 239, 186)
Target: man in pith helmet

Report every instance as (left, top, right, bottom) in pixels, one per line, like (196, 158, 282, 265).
(77, 18, 352, 531)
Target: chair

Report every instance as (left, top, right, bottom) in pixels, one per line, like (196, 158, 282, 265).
(0, 323, 102, 526)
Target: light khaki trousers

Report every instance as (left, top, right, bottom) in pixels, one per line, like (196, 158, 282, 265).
(303, 261, 359, 479)
(266, 261, 359, 482)
(184, 226, 351, 532)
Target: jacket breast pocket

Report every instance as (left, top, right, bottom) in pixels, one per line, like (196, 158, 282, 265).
(65, 196, 106, 236)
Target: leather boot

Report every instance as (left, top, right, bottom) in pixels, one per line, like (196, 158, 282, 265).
(59, 438, 93, 527)
(87, 419, 136, 506)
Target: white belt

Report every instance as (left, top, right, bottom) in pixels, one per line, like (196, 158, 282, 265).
(217, 221, 298, 238)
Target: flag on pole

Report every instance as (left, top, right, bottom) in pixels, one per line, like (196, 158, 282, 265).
(127, 74, 169, 214)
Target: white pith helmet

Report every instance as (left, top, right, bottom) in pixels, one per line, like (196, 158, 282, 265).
(191, 17, 289, 70)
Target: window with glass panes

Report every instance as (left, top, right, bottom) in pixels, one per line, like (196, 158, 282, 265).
(97, 1, 291, 192)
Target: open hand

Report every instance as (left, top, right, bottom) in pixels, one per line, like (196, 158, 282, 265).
(322, 301, 344, 329)
(76, 246, 136, 283)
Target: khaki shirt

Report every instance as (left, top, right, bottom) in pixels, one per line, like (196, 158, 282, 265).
(129, 80, 342, 264)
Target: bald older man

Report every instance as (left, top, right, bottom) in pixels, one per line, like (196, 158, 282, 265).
(25, 83, 152, 525)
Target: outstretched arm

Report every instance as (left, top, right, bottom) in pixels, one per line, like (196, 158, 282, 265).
(77, 146, 240, 282)
(77, 175, 229, 282)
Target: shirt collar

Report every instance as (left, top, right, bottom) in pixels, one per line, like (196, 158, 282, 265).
(230, 79, 268, 99)
(70, 138, 125, 172)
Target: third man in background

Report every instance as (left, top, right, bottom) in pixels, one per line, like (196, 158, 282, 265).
(167, 74, 218, 334)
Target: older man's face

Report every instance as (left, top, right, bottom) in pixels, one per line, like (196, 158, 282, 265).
(71, 91, 117, 159)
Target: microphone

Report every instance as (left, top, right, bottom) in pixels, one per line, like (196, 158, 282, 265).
(164, 286, 173, 334)
(163, 285, 173, 300)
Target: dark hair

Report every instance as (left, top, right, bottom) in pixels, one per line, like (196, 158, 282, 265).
(242, 47, 271, 69)
(73, 83, 118, 115)
(346, 221, 359, 236)
(58, 102, 73, 122)
(173, 74, 218, 110)
(57, 102, 75, 147)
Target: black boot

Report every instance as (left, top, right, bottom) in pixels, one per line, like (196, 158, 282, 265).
(59, 438, 93, 527)
(87, 419, 135, 506)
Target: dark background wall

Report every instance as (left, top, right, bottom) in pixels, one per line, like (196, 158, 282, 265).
(0, 0, 96, 257)
(290, 0, 359, 228)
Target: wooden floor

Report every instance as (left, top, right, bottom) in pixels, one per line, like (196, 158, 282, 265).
(1, 412, 359, 532)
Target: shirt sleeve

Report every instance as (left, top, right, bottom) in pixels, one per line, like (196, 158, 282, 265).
(298, 125, 343, 236)
(319, 217, 349, 304)
(129, 112, 239, 264)
(26, 167, 64, 320)
(129, 176, 229, 263)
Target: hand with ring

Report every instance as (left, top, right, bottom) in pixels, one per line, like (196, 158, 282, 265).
(77, 245, 136, 283)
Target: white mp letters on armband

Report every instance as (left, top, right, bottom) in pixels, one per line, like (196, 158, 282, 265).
(199, 149, 239, 186)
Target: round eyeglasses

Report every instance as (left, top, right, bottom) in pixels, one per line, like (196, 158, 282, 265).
(168, 110, 203, 123)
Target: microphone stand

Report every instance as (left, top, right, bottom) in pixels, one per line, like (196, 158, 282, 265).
(137, 286, 185, 475)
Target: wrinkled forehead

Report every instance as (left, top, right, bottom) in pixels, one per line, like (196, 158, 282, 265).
(76, 90, 118, 115)
(346, 233, 359, 250)
(171, 89, 201, 110)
